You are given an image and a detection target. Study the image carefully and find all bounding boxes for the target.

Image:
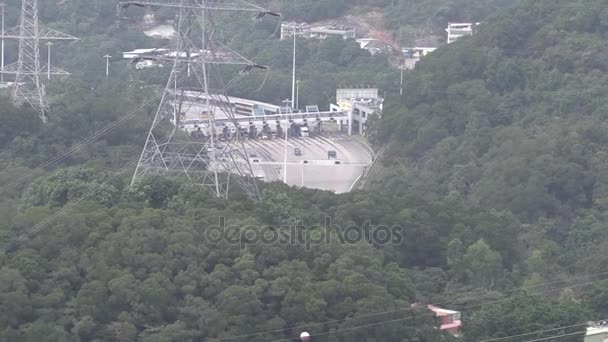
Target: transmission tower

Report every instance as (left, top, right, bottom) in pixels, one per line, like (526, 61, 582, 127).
(121, 0, 278, 201)
(0, 0, 77, 123)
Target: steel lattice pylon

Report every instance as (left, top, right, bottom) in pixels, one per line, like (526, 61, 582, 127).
(0, 0, 77, 122)
(123, 0, 277, 201)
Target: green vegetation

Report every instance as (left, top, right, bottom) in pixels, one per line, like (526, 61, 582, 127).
(1, 0, 608, 341)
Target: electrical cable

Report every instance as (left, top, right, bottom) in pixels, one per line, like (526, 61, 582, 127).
(521, 331, 587, 342)
(479, 319, 607, 342)
(0, 70, 193, 195)
(0, 94, 159, 194)
(262, 277, 608, 342)
(0, 1, 281, 198)
(0, 159, 138, 253)
(0, 2, 282, 243)
(7, 1, 594, 194)
(211, 272, 608, 341)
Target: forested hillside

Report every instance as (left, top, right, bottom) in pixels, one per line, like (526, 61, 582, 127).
(371, 0, 608, 320)
(1, 0, 608, 341)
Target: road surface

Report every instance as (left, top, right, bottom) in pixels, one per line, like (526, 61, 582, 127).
(241, 133, 373, 193)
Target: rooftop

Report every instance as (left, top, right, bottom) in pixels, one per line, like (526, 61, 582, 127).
(428, 305, 460, 316)
(587, 321, 608, 336)
(587, 327, 608, 336)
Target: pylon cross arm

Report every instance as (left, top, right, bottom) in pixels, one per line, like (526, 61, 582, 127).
(0, 25, 78, 40)
(118, 0, 266, 12)
(135, 43, 256, 65)
(0, 62, 70, 75)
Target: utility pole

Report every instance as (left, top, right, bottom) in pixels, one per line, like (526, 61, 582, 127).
(295, 79, 300, 110)
(281, 99, 292, 184)
(103, 54, 111, 78)
(45, 41, 52, 80)
(399, 65, 404, 95)
(291, 28, 296, 110)
(1, 3, 5, 84)
(284, 118, 288, 183)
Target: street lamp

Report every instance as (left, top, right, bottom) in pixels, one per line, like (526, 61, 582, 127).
(399, 65, 405, 95)
(46, 42, 53, 80)
(281, 99, 293, 184)
(295, 79, 300, 111)
(1, 3, 6, 84)
(103, 54, 112, 78)
(291, 29, 296, 110)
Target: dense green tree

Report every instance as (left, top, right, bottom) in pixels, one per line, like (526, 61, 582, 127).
(463, 295, 590, 342)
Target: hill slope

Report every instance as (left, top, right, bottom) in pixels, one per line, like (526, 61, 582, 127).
(375, 0, 608, 221)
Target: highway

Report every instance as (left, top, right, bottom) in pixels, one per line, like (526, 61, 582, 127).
(241, 133, 373, 193)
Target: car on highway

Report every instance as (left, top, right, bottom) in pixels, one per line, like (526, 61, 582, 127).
(294, 148, 302, 156)
(301, 126, 310, 137)
(328, 150, 337, 160)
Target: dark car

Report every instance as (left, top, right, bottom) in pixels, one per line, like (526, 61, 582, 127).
(294, 148, 302, 156)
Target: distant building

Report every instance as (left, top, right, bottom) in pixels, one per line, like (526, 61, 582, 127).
(402, 47, 437, 69)
(122, 48, 170, 69)
(280, 22, 356, 40)
(446, 22, 479, 44)
(122, 48, 169, 59)
(586, 321, 608, 342)
(428, 305, 462, 337)
(143, 11, 156, 26)
(144, 24, 176, 39)
(135, 60, 164, 70)
(331, 88, 383, 135)
(356, 38, 393, 55)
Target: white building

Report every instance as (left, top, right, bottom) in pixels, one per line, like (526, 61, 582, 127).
(144, 24, 176, 39)
(402, 47, 437, 69)
(135, 60, 164, 70)
(356, 38, 393, 55)
(143, 12, 156, 26)
(331, 88, 383, 135)
(280, 22, 356, 40)
(586, 322, 608, 342)
(122, 48, 169, 59)
(122, 48, 170, 69)
(446, 22, 479, 44)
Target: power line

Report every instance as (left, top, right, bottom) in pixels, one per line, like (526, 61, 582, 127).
(522, 331, 586, 342)
(212, 274, 608, 342)
(1, 3, 597, 194)
(479, 319, 605, 342)
(0, 93, 161, 194)
(265, 277, 608, 342)
(0, 159, 138, 253)
(0, 12, 284, 251)
(0, 8, 282, 194)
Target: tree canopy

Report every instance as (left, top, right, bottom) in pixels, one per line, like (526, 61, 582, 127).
(1, 0, 608, 341)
